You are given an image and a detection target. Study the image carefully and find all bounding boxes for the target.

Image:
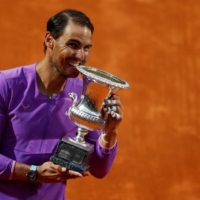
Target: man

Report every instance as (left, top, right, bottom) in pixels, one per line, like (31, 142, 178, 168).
(0, 9, 123, 199)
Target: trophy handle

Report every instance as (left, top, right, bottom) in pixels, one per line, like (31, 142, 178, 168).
(69, 92, 77, 106)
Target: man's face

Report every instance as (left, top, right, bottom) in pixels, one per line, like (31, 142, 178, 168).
(50, 22, 92, 78)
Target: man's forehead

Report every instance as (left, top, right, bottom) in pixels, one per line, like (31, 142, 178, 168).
(63, 22, 92, 36)
(61, 23, 92, 44)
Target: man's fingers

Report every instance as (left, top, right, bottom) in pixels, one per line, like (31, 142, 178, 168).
(68, 170, 83, 177)
(111, 112, 122, 120)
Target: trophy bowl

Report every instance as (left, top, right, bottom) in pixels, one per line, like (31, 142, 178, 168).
(50, 66, 130, 173)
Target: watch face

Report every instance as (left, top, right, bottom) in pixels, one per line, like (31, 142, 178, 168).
(27, 170, 37, 182)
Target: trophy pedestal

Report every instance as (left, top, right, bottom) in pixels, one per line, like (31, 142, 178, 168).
(50, 136, 94, 174)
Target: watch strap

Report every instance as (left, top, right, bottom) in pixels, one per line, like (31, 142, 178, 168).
(27, 165, 38, 183)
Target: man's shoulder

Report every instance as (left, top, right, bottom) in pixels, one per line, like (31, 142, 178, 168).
(0, 63, 36, 79)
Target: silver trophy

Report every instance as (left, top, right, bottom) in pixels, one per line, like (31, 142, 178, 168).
(50, 66, 130, 173)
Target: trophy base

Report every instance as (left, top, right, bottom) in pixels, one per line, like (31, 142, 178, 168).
(50, 138, 94, 174)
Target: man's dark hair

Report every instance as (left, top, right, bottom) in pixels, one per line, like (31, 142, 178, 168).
(43, 9, 94, 52)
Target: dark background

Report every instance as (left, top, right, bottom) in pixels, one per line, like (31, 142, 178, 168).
(0, 0, 200, 199)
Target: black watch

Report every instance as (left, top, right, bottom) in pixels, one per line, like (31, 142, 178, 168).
(26, 165, 38, 183)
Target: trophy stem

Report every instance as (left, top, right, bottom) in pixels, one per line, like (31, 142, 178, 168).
(76, 127, 88, 143)
(68, 127, 89, 147)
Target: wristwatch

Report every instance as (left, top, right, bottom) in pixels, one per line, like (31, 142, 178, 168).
(26, 165, 38, 183)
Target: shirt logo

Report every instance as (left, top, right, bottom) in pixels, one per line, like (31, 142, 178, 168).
(21, 103, 30, 110)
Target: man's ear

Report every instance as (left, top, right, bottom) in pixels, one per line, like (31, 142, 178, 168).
(44, 32, 54, 50)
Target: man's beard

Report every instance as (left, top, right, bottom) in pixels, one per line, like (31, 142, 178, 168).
(49, 58, 68, 78)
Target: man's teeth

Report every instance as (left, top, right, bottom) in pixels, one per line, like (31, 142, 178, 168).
(68, 62, 80, 67)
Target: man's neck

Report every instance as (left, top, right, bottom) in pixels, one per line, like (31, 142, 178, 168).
(36, 60, 67, 96)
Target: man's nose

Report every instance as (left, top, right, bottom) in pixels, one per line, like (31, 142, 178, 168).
(75, 49, 86, 60)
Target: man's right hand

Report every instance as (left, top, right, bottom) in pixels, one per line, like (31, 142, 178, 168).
(12, 161, 89, 183)
(37, 161, 89, 183)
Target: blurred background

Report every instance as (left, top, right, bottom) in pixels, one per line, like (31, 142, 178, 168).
(0, 0, 200, 199)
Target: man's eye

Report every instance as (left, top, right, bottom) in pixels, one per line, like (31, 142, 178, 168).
(68, 43, 78, 49)
(84, 46, 90, 51)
